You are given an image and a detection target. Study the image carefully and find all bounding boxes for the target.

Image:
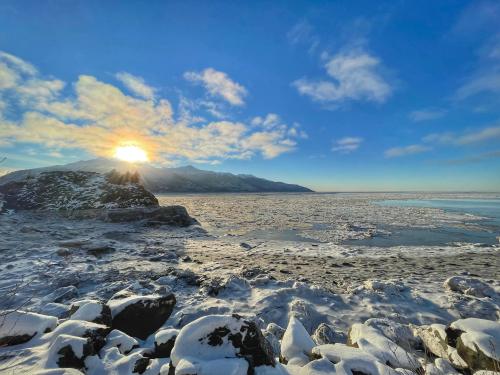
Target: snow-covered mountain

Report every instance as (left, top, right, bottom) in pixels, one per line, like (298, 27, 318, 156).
(0, 158, 313, 193)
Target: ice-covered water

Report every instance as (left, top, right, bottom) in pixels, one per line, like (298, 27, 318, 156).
(158, 192, 500, 246)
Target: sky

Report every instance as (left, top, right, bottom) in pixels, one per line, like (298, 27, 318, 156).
(0, 0, 499, 192)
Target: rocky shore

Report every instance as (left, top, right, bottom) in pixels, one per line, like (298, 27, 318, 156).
(0, 172, 498, 374)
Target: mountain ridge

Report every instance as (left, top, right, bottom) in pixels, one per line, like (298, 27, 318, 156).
(0, 158, 313, 193)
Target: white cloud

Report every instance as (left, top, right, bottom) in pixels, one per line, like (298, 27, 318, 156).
(384, 144, 431, 158)
(424, 125, 500, 145)
(409, 109, 446, 122)
(0, 51, 300, 164)
(184, 68, 247, 106)
(116, 72, 155, 100)
(456, 69, 500, 100)
(293, 49, 392, 105)
(0, 51, 37, 75)
(332, 137, 363, 153)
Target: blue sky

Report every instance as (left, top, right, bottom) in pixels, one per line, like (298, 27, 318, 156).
(0, 0, 499, 191)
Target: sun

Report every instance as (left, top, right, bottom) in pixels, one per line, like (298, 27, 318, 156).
(113, 145, 149, 162)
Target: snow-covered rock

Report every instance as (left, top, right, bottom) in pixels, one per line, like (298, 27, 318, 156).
(347, 323, 420, 370)
(447, 318, 500, 371)
(0, 310, 58, 346)
(444, 277, 497, 298)
(412, 324, 467, 369)
(48, 334, 93, 370)
(312, 344, 398, 375)
(69, 300, 112, 326)
(281, 316, 316, 366)
(153, 328, 179, 358)
(108, 292, 176, 340)
(364, 318, 418, 350)
(0, 171, 158, 211)
(101, 329, 139, 355)
(312, 323, 346, 345)
(170, 314, 275, 374)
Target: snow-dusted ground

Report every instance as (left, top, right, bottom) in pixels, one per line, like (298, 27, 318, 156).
(0, 192, 499, 373)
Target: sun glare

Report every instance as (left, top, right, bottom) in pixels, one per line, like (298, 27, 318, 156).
(113, 145, 149, 162)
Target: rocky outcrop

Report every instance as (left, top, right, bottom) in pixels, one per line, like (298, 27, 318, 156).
(0, 171, 158, 211)
(108, 292, 176, 340)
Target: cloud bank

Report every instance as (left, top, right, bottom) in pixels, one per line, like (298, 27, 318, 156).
(0, 52, 300, 164)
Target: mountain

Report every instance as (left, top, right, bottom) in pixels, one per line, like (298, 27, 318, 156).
(0, 158, 313, 193)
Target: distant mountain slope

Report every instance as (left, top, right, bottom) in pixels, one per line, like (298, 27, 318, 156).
(0, 158, 313, 193)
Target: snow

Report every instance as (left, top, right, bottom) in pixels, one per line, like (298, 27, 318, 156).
(100, 329, 138, 355)
(0, 192, 499, 374)
(444, 276, 497, 298)
(348, 323, 419, 370)
(47, 320, 107, 341)
(175, 357, 248, 375)
(281, 316, 316, 366)
(47, 334, 86, 365)
(0, 311, 58, 338)
(170, 315, 249, 367)
(69, 301, 103, 322)
(155, 328, 178, 345)
(450, 318, 500, 359)
(107, 293, 162, 317)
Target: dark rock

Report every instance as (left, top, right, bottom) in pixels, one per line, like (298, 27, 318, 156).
(0, 334, 36, 346)
(105, 206, 197, 227)
(153, 335, 177, 358)
(133, 356, 150, 374)
(111, 294, 176, 340)
(240, 242, 253, 250)
(84, 244, 116, 257)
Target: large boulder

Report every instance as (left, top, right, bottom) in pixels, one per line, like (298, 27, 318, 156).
(0, 310, 58, 346)
(0, 171, 158, 211)
(446, 318, 500, 371)
(412, 324, 467, 369)
(169, 314, 275, 374)
(108, 292, 176, 340)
